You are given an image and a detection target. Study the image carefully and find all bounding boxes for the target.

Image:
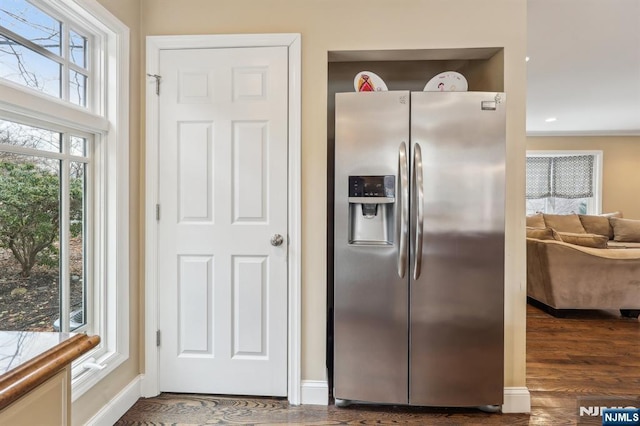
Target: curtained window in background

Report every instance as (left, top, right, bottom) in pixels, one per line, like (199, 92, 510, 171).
(526, 152, 600, 215)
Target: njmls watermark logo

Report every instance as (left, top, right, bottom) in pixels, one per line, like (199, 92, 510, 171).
(578, 397, 640, 425)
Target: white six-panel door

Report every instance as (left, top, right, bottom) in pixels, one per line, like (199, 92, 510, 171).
(157, 46, 288, 396)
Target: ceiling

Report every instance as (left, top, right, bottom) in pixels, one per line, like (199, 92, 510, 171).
(527, 0, 640, 135)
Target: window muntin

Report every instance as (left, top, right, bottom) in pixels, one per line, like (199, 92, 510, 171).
(68, 159, 86, 331)
(0, 0, 90, 107)
(0, 117, 90, 333)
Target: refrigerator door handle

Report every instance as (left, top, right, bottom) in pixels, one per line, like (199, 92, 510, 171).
(412, 143, 424, 280)
(397, 141, 409, 278)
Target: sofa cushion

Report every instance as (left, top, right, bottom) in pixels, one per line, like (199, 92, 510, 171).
(526, 226, 557, 240)
(601, 211, 623, 219)
(526, 213, 545, 228)
(555, 232, 609, 248)
(579, 214, 613, 238)
(610, 217, 640, 242)
(607, 241, 640, 249)
(543, 214, 586, 233)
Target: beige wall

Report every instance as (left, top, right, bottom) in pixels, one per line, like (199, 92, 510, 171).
(72, 0, 142, 424)
(527, 136, 640, 220)
(75, 1, 528, 421)
(140, 0, 528, 388)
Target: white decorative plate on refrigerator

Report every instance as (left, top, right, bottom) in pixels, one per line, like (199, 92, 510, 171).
(423, 71, 468, 92)
(354, 71, 388, 92)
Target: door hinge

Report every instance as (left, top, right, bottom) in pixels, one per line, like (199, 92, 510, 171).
(147, 73, 161, 96)
(156, 330, 161, 347)
(156, 204, 160, 221)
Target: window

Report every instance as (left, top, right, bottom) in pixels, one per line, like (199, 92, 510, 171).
(0, 0, 129, 399)
(0, 118, 90, 333)
(526, 151, 602, 215)
(0, 0, 90, 107)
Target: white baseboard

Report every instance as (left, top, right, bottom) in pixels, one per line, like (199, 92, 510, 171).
(80, 377, 525, 417)
(84, 375, 143, 425)
(300, 380, 329, 405)
(502, 387, 531, 413)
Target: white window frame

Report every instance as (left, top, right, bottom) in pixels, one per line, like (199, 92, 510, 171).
(526, 150, 603, 215)
(0, 0, 129, 400)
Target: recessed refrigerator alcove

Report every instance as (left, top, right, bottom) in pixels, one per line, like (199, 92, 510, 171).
(326, 47, 506, 407)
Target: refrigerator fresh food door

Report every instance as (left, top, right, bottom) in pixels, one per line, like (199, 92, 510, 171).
(334, 91, 410, 404)
(409, 91, 506, 407)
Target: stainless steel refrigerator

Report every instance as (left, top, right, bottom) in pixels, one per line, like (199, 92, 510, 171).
(333, 90, 505, 408)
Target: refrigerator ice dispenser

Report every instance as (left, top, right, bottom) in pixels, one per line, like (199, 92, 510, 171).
(348, 175, 395, 245)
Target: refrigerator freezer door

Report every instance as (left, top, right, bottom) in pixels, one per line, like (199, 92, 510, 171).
(409, 92, 506, 406)
(334, 91, 410, 404)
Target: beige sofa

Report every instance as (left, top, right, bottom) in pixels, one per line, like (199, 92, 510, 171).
(526, 213, 640, 317)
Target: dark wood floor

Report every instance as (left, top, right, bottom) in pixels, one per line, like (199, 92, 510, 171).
(526, 303, 640, 425)
(116, 303, 640, 425)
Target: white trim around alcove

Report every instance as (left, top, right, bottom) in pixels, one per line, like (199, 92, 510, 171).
(502, 387, 532, 413)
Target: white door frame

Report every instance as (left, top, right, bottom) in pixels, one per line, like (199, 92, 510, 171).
(143, 33, 302, 404)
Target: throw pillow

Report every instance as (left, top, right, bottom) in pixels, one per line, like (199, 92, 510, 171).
(556, 232, 609, 248)
(526, 227, 556, 240)
(526, 213, 545, 228)
(610, 217, 640, 242)
(579, 215, 612, 238)
(542, 214, 586, 234)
